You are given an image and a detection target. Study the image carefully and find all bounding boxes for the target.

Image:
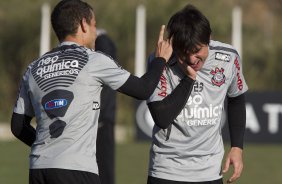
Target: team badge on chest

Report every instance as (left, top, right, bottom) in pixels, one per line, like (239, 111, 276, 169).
(210, 67, 226, 87)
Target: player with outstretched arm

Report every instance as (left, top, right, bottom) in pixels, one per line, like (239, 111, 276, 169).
(10, 0, 178, 184)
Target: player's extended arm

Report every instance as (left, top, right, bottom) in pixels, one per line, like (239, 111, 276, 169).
(148, 77, 195, 129)
(117, 57, 166, 100)
(118, 25, 172, 100)
(11, 113, 36, 147)
(146, 50, 197, 129)
(223, 93, 246, 183)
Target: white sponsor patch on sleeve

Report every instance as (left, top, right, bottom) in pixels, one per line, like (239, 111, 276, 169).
(215, 52, 231, 62)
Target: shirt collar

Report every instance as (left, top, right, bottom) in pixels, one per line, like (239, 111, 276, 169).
(59, 41, 80, 47)
(167, 52, 178, 66)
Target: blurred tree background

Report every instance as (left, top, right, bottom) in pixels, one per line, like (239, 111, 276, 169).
(0, 0, 281, 134)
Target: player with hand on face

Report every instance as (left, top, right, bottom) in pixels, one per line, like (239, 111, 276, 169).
(146, 4, 248, 184)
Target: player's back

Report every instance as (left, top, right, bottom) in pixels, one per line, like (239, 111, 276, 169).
(25, 43, 105, 174)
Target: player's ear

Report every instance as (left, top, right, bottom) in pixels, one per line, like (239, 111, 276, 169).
(80, 18, 88, 33)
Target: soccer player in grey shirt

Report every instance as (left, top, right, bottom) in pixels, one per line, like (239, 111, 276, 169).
(10, 0, 177, 184)
(146, 4, 248, 184)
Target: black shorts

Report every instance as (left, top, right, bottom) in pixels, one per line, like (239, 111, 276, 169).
(29, 168, 100, 184)
(147, 176, 223, 184)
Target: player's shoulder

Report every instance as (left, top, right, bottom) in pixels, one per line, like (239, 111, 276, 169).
(87, 49, 114, 63)
(87, 49, 122, 70)
(209, 40, 239, 56)
(26, 57, 40, 74)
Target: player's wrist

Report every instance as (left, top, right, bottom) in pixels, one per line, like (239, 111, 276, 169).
(230, 147, 243, 152)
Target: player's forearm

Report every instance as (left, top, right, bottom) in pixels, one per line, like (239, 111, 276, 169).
(117, 57, 166, 100)
(11, 112, 36, 147)
(227, 94, 246, 149)
(148, 77, 195, 129)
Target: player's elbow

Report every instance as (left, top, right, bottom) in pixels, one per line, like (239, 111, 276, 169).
(148, 102, 172, 129)
(151, 115, 171, 129)
(10, 113, 24, 138)
(155, 121, 171, 129)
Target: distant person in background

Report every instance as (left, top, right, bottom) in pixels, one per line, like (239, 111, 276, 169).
(95, 28, 117, 184)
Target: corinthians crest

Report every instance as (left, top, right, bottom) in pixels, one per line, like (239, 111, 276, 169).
(210, 67, 226, 87)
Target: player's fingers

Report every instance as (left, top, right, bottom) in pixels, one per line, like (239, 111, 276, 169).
(227, 174, 240, 183)
(227, 163, 243, 183)
(158, 25, 165, 44)
(168, 37, 173, 45)
(187, 66, 197, 80)
(222, 158, 230, 173)
(228, 173, 238, 183)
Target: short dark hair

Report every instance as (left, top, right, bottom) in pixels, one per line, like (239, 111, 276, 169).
(167, 4, 212, 56)
(51, 0, 94, 42)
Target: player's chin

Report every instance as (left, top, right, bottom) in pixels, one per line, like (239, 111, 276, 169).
(190, 62, 204, 71)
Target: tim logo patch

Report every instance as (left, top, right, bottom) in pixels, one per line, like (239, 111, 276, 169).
(45, 99, 67, 110)
(42, 90, 74, 119)
(215, 52, 231, 62)
(210, 67, 226, 87)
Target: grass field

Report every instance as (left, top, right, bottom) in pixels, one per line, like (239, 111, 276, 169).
(0, 141, 282, 184)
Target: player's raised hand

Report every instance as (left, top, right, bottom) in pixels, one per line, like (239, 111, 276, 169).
(155, 25, 172, 62)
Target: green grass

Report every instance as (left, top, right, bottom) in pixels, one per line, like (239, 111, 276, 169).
(1, 141, 282, 184)
(0, 141, 30, 184)
(116, 141, 150, 184)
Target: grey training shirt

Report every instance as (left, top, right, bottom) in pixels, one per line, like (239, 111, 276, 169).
(13, 42, 130, 174)
(147, 40, 248, 182)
